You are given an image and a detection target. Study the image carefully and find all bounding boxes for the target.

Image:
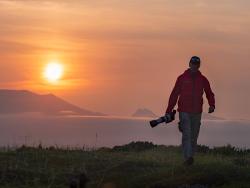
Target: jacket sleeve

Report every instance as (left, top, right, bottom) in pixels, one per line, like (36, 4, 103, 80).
(165, 76, 182, 113)
(203, 76, 215, 108)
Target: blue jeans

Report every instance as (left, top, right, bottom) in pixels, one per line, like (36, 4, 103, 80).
(179, 112, 202, 160)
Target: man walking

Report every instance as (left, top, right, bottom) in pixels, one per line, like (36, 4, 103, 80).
(165, 56, 215, 165)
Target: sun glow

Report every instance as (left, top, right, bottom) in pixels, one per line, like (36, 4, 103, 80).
(43, 62, 64, 83)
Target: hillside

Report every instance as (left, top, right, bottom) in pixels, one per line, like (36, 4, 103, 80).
(0, 89, 105, 116)
(0, 141, 249, 188)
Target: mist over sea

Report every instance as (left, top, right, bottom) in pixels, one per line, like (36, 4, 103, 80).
(0, 114, 249, 149)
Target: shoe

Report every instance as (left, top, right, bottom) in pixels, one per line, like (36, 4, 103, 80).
(183, 157, 194, 166)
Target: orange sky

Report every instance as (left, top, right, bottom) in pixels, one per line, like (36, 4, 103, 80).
(0, 0, 250, 118)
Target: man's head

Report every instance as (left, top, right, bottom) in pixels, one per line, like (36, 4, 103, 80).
(189, 56, 201, 72)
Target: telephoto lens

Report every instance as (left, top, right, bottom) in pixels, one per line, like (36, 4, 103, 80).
(149, 110, 176, 128)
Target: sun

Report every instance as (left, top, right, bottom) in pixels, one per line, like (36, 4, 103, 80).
(43, 61, 64, 83)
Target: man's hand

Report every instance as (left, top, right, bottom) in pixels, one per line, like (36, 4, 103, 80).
(208, 106, 215, 113)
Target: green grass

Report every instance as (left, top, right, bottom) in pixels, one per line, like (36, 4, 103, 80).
(0, 142, 249, 188)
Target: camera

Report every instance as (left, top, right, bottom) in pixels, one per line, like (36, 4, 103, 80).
(149, 110, 176, 128)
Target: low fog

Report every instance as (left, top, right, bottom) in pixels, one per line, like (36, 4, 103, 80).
(0, 113, 249, 149)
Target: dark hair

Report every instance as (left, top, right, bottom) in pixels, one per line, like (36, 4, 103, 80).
(190, 56, 200, 64)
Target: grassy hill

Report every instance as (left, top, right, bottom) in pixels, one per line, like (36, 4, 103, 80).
(0, 141, 249, 188)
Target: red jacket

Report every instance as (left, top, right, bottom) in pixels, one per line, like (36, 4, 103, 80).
(166, 68, 215, 113)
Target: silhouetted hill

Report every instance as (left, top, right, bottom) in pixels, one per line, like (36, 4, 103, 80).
(132, 108, 158, 118)
(0, 89, 105, 116)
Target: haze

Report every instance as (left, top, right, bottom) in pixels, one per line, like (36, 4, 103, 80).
(0, 0, 250, 119)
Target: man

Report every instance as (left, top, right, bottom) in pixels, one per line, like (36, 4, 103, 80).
(165, 56, 215, 166)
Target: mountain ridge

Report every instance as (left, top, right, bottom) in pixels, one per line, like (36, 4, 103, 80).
(0, 89, 105, 116)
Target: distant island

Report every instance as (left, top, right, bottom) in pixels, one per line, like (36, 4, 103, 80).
(132, 108, 158, 118)
(0, 89, 105, 116)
